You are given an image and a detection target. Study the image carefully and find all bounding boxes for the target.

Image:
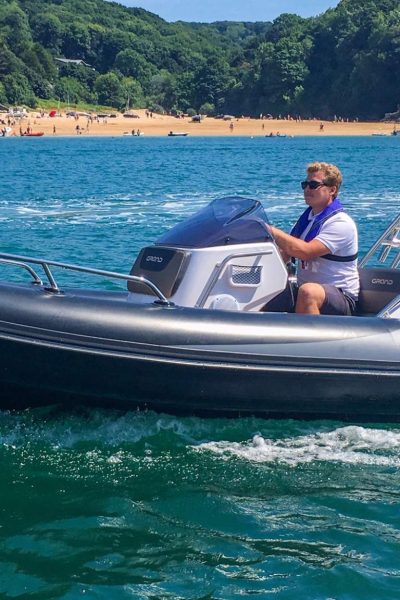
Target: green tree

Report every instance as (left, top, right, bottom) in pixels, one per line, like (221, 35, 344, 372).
(257, 37, 311, 112)
(0, 41, 20, 75)
(199, 102, 215, 116)
(0, 2, 32, 55)
(55, 76, 94, 103)
(30, 13, 63, 52)
(99, 29, 134, 71)
(122, 76, 144, 108)
(173, 71, 195, 111)
(148, 70, 177, 110)
(191, 57, 234, 112)
(114, 48, 156, 84)
(20, 44, 57, 80)
(94, 71, 124, 107)
(2, 72, 36, 104)
(61, 22, 91, 59)
(0, 80, 7, 103)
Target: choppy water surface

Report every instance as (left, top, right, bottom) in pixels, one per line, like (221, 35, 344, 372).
(0, 136, 400, 598)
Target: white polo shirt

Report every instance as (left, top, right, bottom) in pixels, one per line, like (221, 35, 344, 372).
(295, 210, 359, 299)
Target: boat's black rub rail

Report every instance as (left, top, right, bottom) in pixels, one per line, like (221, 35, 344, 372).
(0, 318, 399, 374)
(1, 283, 400, 342)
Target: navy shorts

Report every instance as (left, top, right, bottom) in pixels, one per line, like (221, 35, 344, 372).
(320, 284, 356, 316)
(262, 283, 356, 315)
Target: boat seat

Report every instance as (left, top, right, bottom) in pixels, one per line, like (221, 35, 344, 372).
(263, 267, 400, 316)
(357, 267, 400, 315)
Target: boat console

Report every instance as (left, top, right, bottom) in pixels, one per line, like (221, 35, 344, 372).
(127, 197, 289, 311)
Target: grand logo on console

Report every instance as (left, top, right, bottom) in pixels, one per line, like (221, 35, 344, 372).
(146, 255, 164, 263)
(140, 247, 176, 271)
(371, 278, 393, 285)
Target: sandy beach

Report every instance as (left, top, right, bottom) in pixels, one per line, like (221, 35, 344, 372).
(3, 109, 398, 137)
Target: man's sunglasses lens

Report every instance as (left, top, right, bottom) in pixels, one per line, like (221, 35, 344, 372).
(301, 180, 325, 190)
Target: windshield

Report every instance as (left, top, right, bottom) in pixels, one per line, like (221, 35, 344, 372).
(157, 196, 273, 248)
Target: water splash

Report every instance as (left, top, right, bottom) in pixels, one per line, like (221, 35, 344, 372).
(196, 425, 400, 467)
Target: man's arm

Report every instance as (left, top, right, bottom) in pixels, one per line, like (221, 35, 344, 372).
(269, 225, 330, 261)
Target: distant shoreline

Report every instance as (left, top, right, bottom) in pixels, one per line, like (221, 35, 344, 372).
(2, 109, 398, 138)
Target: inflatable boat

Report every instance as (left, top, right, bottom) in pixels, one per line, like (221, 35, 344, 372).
(1, 197, 400, 420)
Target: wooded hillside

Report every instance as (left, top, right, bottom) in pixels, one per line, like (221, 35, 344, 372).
(0, 0, 399, 119)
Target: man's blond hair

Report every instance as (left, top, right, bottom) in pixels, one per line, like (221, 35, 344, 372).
(307, 162, 342, 197)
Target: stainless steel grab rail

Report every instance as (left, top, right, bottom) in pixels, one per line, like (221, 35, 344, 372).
(0, 259, 43, 285)
(195, 249, 274, 308)
(378, 294, 400, 318)
(0, 252, 172, 305)
(359, 214, 400, 268)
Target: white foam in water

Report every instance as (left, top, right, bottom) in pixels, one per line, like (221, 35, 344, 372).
(17, 207, 42, 214)
(195, 426, 400, 467)
(162, 202, 185, 209)
(7, 190, 395, 229)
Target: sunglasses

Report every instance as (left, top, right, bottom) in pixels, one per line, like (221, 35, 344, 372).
(301, 180, 327, 190)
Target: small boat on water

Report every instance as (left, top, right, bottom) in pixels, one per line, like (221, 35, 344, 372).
(1, 197, 400, 420)
(21, 132, 44, 137)
(168, 131, 189, 137)
(1, 127, 13, 137)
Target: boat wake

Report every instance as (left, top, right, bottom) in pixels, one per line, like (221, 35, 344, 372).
(1, 408, 400, 469)
(196, 425, 400, 467)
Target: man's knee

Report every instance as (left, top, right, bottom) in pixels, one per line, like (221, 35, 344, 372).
(298, 283, 324, 302)
(296, 283, 326, 313)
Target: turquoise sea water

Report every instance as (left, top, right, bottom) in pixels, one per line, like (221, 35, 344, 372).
(0, 136, 400, 598)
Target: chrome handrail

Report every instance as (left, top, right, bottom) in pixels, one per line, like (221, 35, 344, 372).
(359, 214, 400, 268)
(378, 294, 400, 319)
(0, 259, 43, 285)
(195, 249, 274, 308)
(0, 252, 171, 305)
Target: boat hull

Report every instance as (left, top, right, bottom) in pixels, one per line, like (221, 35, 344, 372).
(1, 282, 400, 419)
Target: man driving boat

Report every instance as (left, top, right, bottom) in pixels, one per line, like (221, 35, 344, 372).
(269, 162, 359, 315)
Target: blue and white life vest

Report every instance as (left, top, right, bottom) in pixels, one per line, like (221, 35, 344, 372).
(291, 198, 358, 262)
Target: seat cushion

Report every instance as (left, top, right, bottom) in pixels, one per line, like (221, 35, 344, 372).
(357, 267, 400, 315)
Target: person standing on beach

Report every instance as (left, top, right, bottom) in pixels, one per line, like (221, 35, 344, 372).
(268, 162, 359, 315)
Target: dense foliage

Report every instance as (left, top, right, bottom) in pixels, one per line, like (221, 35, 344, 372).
(0, 0, 399, 118)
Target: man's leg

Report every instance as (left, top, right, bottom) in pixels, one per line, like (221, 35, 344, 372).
(296, 283, 355, 315)
(295, 282, 326, 314)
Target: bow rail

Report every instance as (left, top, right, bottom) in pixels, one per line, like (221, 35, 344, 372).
(0, 252, 172, 305)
